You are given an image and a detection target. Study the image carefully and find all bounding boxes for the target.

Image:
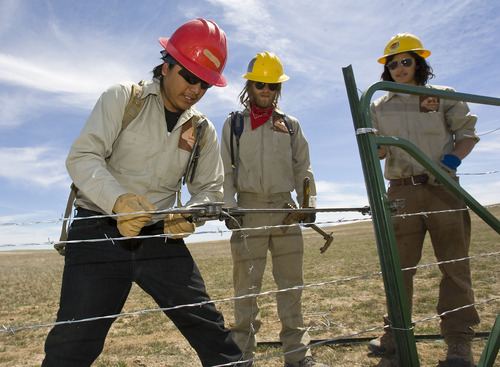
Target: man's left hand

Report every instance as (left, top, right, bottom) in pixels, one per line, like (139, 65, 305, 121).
(428, 154, 461, 185)
(164, 213, 196, 239)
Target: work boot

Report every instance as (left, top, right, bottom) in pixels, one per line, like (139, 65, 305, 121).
(440, 338, 475, 367)
(368, 330, 395, 355)
(284, 356, 329, 367)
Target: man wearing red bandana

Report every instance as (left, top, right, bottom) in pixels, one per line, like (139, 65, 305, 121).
(220, 52, 327, 367)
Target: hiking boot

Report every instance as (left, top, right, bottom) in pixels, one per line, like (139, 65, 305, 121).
(368, 330, 395, 355)
(284, 356, 329, 367)
(441, 338, 474, 367)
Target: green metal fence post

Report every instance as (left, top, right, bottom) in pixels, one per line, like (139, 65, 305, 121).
(342, 65, 420, 366)
(477, 313, 500, 367)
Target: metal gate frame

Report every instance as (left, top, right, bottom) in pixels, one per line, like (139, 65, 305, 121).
(342, 64, 500, 366)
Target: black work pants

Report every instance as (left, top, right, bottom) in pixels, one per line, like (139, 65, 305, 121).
(42, 208, 241, 367)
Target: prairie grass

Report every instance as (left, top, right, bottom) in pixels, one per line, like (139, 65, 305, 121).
(0, 206, 498, 366)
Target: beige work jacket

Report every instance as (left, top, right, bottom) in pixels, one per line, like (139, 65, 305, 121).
(67, 79, 223, 223)
(370, 84, 479, 180)
(220, 107, 316, 208)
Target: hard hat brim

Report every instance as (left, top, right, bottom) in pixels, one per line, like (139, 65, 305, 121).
(378, 49, 431, 64)
(242, 73, 290, 83)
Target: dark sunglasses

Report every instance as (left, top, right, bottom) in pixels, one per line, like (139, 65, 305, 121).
(178, 67, 212, 89)
(254, 81, 279, 91)
(387, 58, 414, 70)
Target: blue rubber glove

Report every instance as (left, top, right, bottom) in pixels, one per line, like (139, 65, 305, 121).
(441, 154, 462, 171)
(429, 154, 461, 185)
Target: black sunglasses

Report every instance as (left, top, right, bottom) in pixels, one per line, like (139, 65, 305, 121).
(387, 58, 414, 71)
(178, 67, 212, 89)
(254, 81, 279, 91)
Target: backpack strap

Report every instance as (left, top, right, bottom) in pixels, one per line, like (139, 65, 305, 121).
(274, 113, 295, 162)
(54, 183, 77, 255)
(55, 80, 148, 255)
(281, 114, 294, 137)
(230, 111, 244, 188)
(122, 80, 146, 131)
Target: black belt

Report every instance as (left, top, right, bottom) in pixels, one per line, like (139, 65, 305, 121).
(389, 174, 429, 186)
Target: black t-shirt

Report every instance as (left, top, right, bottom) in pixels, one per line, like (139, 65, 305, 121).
(164, 107, 182, 133)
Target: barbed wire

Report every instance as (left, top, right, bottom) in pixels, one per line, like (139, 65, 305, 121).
(458, 170, 500, 176)
(212, 296, 500, 367)
(0, 217, 373, 250)
(1, 203, 498, 366)
(1, 204, 498, 250)
(477, 126, 500, 136)
(2, 249, 498, 335)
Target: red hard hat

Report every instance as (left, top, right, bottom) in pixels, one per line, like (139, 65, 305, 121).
(159, 18, 228, 87)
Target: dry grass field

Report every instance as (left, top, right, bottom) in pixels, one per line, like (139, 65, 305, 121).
(0, 206, 499, 366)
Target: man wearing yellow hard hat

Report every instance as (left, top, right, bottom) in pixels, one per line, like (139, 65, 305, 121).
(368, 33, 480, 367)
(220, 52, 328, 367)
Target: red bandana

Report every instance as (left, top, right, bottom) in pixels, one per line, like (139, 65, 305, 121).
(250, 103, 274, 130)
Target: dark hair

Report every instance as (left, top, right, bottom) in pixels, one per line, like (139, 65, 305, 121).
(238, 80, 282, 107)
(152, 52, 179, 80)
(381, 51, 435, 85)
(152, 62, 175, 80)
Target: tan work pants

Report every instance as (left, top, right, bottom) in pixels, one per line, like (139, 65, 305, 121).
(230, 192, 311, 364)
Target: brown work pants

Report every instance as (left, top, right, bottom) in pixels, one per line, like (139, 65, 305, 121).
(387, 181, 480, 339)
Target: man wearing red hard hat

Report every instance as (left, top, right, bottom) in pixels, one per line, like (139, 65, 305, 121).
(42, 19, 242, 367)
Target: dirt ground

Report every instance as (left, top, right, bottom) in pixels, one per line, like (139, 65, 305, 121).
(1, 208, 499, 366)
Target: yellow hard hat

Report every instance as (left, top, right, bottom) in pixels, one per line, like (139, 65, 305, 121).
(378, 33, 431, 64)
(242, 51, 289, 83)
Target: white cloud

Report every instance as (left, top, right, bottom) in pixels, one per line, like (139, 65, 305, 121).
(473, 136, 500, 153)
(0, 147, 69, 188)
(0, 0, 499, 249)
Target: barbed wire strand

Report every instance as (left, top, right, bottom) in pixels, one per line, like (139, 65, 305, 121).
(1, 203, 499, 366)
(1, 204, 499, 249)
(2, 249, 498, 335)
(212, 296, 500, 367)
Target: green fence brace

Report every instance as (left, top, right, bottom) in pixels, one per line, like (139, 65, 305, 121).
(342, 64, 500, 366)
(478, 313, 500, 367)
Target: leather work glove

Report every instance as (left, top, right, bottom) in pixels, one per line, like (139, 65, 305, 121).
(225, 215, 243, 230)
(282, 201, 307, 226)
(428, 154, 461, 186)
(164, 213, 196, 239)
(283, 211, 315, 225)
(303, 212, 316, 224)
(113, 193, 157, 237)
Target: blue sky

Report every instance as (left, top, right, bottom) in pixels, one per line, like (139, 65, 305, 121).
(1, 0, 499, 248)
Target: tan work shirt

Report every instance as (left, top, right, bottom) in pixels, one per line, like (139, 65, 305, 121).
(67, 79, 224, 222)
(220, 107, 316, 208)
(370, 85, 479, 180)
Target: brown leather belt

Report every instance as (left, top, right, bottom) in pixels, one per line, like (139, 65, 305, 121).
(389, 174, 429, 186)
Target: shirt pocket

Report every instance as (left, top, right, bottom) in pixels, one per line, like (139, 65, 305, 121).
(108, 130, 155, 174)
(272, 130, 293, 166)
(238, 130, 260, 168)
(377, 112, 403, 138)
(417, 111, 447, 137)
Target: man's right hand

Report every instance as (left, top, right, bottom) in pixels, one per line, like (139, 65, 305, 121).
(113, 193, 157, 237)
